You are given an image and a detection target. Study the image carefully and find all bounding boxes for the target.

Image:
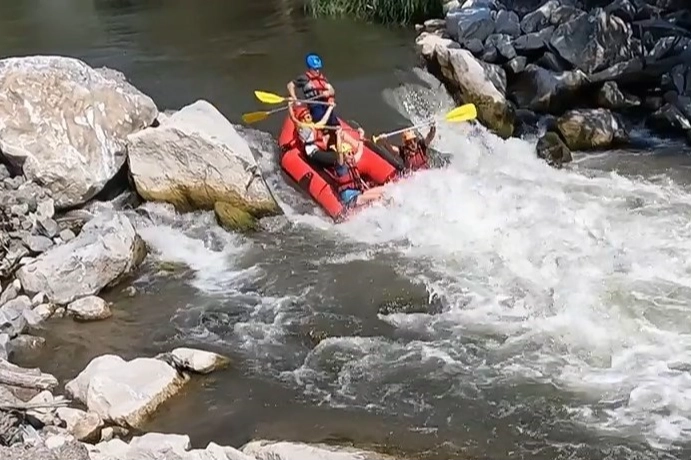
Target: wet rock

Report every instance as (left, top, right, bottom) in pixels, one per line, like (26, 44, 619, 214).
(16, 211, 147, 305)
(520, 0, 559, 34)
(86, 432, 251, 460)
(66, 296, 112, 321)
(494, 9, 521, 37)
(241, 440, 389, 460)
(9, 334, 46, 355)
(0, 56, 158, 208)
(169, 348, 231, 374)
(513, 26, 554, 53)
(557, 108, 629, 150)
(127, 100, 281, 230)
(215, 201, 259, 233)
(56, 407, 104, 443)
(446, 6, 495, 43)
(646, 103, 691, 135)
(536, 131, 573, 167)
(550, 9, 634, 74)
(417, 33, 514, 138)
(64, 354, 189, 428)
(423, 18, 446, 33)
(507, 64, 588, 113)
(596, 81, 641, 109)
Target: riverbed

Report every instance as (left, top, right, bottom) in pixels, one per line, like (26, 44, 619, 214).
(6, 0, 691, 459)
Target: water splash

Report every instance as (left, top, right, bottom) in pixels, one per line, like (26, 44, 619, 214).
(312, 69, 691, 449)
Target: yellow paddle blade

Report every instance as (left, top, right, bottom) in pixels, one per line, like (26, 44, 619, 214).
(445, 103, 477, 122)
(241, 111, 270, 124)
(254, 90, 286, 105)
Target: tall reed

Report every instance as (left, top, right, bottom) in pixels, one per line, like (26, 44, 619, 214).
(306, 0, 442, 25)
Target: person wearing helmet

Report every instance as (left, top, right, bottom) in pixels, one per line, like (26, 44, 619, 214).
(332, 130, 386, 208)
(288, 102, 340, 168)
(378, 123, 437, 172)
(287, 53, 339, 134)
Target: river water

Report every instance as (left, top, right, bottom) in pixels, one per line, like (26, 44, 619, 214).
(5, 0, 691, 459)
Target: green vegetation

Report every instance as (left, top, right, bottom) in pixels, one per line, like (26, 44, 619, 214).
(305, 0, 443, 25)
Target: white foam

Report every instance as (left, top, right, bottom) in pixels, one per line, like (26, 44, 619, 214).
(296, 70, 691, 449)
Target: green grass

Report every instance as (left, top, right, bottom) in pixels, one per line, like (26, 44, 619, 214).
(305, 0, 443, 25)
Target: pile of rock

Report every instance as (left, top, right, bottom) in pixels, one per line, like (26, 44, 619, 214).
(416, 0, 691, 166)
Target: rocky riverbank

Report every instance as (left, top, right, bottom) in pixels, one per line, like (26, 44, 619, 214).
(414, 0, 691, 167)
(0, 55, 388, 459)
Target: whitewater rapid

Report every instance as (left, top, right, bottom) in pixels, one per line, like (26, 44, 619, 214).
(130, 70, 691, 452)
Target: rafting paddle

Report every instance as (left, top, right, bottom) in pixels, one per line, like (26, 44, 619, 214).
(242, 91, 332, 124)
(371, 104, 478, 142)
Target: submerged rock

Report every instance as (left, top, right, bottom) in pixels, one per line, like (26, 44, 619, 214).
(16, 212, 146, 305)
(241, 440, 390, 460)
(127, 100, 281, 231)
(0, 56, 158, 208)
(417, 32, 514, 138)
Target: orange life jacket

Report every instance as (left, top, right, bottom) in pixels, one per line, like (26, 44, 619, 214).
(304, 70, 335, 104)
(401, 140, 428, 171)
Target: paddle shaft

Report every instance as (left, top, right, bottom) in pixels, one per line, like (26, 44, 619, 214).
(376, 120, 435, 140)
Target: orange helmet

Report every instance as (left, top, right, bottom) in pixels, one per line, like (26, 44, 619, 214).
(294, 104, 311, 121)
(402, 130, 416, 142)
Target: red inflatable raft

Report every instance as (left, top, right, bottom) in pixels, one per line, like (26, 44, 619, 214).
(278, 115, 404, 221)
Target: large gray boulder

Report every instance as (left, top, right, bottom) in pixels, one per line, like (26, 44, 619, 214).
(16, 212, 146, 305)
(0, 56, 158, 208)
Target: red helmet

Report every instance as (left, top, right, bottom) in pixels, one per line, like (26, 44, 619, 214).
(294, 104, 311, 121)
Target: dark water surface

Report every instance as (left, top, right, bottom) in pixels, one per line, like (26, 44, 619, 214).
(5, 0, 691, 459)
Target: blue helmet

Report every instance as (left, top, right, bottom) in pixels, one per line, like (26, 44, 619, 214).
(305, 53, 323, 70)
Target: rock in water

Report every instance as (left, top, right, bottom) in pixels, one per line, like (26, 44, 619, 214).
(0, 56, 158, 209)
(170, 348, 231, 374)
(416, 33, 514, 138)
(556, 108, 629, 150)
(536, 132, 572, 167)
(67, 296, 112, 321)
(596, 81, 641, 109)
(241, 440, 389, 460)
(16, 212, 147, 305)
(550, 9, 634, 74)
(127, 100, 281, 230)
(64, 354, 189, 428)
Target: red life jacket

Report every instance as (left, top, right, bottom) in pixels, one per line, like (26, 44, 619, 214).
(401, 140, 428, 171)
(295, 125, 328, 154)
(304, 70, 335, 104)
(334, 164, 366, 193)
